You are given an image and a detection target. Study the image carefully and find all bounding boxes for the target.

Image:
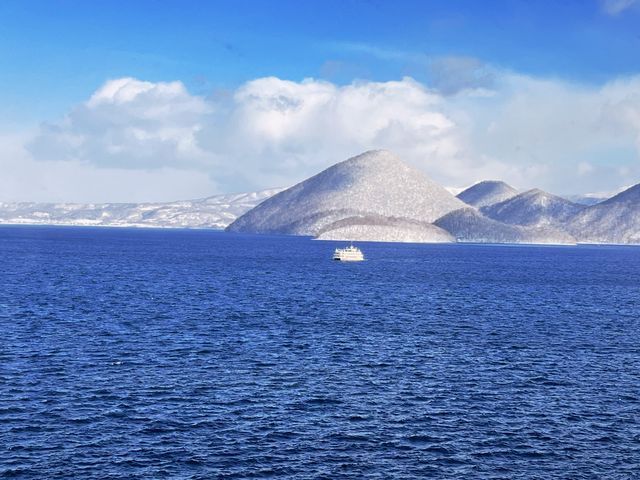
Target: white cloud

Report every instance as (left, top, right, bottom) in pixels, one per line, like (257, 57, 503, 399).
(327, 42, 429, 63)
(28, 77, 213, 170)
(0, 133, 217, 203)
(601, 0, 637, 15)
(449, 72, 640, 193)
(578, 162, 595, 175)
(11, 71, 640, 201)
(28, 76, 481, 194)
(428, 56, 496, 96)
(201, 76, 470, 188)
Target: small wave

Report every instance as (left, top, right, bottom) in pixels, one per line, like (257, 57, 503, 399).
(263, 430, 298, 440)
(404, 434, 443, 445)
(305, 397, 343, 406)
(328, 433, 372, 443)
(347, 415, 369, 422)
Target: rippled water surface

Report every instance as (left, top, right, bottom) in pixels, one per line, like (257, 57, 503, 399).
(2, 226, 640, 479)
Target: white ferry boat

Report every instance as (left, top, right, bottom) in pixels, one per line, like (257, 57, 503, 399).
(333, 244, 364, 262)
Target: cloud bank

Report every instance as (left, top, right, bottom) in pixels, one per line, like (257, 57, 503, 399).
(29, 77, 213, 170)
(8, 69, 640, 202)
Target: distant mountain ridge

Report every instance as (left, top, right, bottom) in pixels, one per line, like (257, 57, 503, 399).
(568, 184, 640, 243)
(229, 151, 640, 244)
(480, 189, 586, 228)
(0, 189, 282, 229)
(435, 208, 577, 245)
(3, 149, 640, 245)
(565, 194, 607, 206)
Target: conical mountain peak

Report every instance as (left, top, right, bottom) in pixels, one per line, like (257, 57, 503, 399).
(227, 150, 465, 236)
(457, 180, 518, 208)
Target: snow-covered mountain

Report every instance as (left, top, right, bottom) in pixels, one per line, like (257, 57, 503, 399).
(315, 215, 454, 243)
(4, 146, 639, 244)
(568, 183, 640, 243)
(227, 150, 466, 236)
(457, 180, 518, 208)
(0, 189, 282, 229)
(480, 188, 585, 227)
(435, 208, 576, 245)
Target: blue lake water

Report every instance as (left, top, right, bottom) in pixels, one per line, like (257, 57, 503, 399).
(1, 225, 640, 479)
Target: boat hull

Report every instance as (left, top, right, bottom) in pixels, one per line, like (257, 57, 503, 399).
(332, 247, 364, 261)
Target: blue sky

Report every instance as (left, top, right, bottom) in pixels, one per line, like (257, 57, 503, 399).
(2, 0, 639, 122)
(2, 0, 640, 201)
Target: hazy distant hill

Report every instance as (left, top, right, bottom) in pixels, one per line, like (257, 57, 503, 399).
(227, 150, 466, 236)
(435, 208, 576, 245)
(564, 194, 607, 206)
(481, 189, 585, 227)
(0, 189, 281, 229)
(457, 180, 518, 208)
(568, 183, 640, 243)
